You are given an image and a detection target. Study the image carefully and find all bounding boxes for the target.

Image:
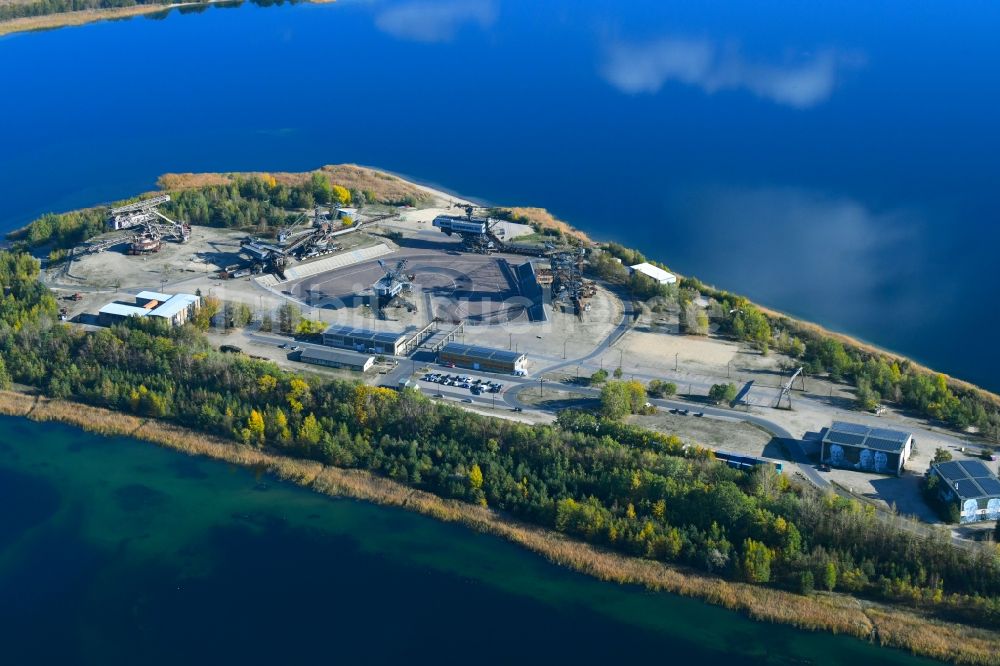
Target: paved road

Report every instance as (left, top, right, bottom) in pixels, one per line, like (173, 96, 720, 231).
(502, 380, 828, 485)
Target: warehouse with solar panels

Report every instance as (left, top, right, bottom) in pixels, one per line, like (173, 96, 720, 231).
(298, 347, 375, 373)
(929, 460, 1000, 523)
(322, 325, 408, 356)
(820, 421, 913, 476)
(438, 342, 527, 374)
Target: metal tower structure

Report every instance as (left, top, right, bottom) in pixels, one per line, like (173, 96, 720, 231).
(773, 367, 806, 410)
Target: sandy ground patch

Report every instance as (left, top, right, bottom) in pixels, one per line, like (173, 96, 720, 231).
(631, 411, 776, 457)
(617, 330, 741, 374)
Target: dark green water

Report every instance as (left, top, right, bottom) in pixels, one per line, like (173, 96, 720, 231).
(0, 416, 934, 665)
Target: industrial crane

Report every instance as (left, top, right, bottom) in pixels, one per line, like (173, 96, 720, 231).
(372, 259, 416, 319)
(85, 195, 190, 254)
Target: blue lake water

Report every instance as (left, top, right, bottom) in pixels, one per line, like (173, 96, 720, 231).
(0, 416, 937, 665)
(1, 0, 999, 389)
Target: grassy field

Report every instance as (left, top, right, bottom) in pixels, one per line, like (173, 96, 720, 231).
(157, 164, 433, 205)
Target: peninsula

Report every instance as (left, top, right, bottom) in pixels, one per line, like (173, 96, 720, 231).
(0, 0, 322, 37)
(2, 165, 998, 664)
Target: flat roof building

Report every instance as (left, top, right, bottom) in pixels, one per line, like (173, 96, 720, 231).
(298, 347, 375, 373)
(148, 293, 200, 326)
(135, 290, 172, 306)
(439, 342, 527, 374)
(629, 262, 676, 285)
(820, 421, 913, 476)
(929, 460, 1000, 523)
(322, 324, 408, 356)
(98, 302, 150, 324)
(98, 292, 201, 327)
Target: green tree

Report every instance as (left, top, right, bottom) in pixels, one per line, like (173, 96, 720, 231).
(742, 538, 772, 583)
(224, 301, 253, 329)
(277, 302, 301, 335)
(648, 380, 677, 398)
(708, 383, 737, 404)
(310, 171, 333, 205)
(932, 447, 953, 464)
(600, 381, 631, 420)
(589, 369, 608, 385)
(855, 377, 880, 411)
(297, 413, 322, 448)
(799, 570, 815, 595)
(822, 561, 837, 591)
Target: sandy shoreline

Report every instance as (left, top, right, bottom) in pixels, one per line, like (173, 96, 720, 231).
(0, 0, 333, 38)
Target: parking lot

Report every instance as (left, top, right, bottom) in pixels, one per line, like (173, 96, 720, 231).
(420, 371, 505, 397)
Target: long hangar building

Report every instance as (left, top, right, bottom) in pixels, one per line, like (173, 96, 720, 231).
(322, 324, 407, 356)
(820, 421, 913, 475)
(439, 342, 527, 374)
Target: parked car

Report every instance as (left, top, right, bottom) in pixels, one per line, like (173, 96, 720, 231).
(461, 398, 473, 403)
(512, 407, 523, 412)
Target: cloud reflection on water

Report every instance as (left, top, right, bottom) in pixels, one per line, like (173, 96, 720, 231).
(375, 0, 496, 43)
(663, 186, 947, 327)
(600, 37, 862, 108)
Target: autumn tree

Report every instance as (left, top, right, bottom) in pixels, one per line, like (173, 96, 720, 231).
(742, 538, 772, 583)
(286, 378, 311, 413)
(296, 318, 326, 336)
(469, 463, 483, 489)
(332, 184, 351, 205)
(193, 296, 221, 330)
(241, 409, 265, 446)
(297, 413, 322, 448)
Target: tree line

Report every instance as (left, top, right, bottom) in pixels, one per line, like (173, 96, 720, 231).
(0, 0, 303, 22)
(0, 249, 997, 629)
(6, 171, 424, 253)
(588, 240, 1000, 443)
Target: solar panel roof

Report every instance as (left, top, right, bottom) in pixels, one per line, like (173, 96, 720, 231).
(869, 427, 910, 443)
(826, 431, 866, 447)
(933, 459, 1000, 500)
(865, 437, 908, 453)
(300, 347, 373, 365)
(440, 342, 525, 363)
(980, 477, 1000, 496)
(823, 421, 911, 453)
(958, 459, 993, 478)
(323, 325, 407, 345)
(830, 421, 870, 435)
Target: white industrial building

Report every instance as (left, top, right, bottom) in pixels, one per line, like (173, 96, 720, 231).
(629, 262, 676, 285)
(98, 291, 201, 327)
